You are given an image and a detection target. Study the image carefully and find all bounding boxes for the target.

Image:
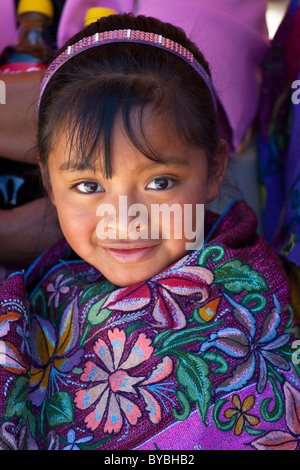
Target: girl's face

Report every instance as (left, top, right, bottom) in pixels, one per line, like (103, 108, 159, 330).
(46, 110, 227, 286)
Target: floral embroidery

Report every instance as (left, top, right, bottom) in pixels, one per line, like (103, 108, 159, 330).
(200, 293, 290, 394)
(0, 311, 28, 374)
(63, 429, 94, 450)
(46, 273, 72, 308)
(29, 297, 84, 406)
(75, 328, 173, 433)
(1, 201, 299, 450)
(100, 266, 214, 329)
(224, 394, 260, 435)
(250, 382, 300, 450)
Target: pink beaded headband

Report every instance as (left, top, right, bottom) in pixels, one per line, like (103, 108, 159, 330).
(39, 29, 218, 111)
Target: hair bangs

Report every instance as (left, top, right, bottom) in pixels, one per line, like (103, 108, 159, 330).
(54, 73, 182, 178)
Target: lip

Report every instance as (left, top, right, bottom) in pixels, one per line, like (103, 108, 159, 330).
(102, 244, 158, 263)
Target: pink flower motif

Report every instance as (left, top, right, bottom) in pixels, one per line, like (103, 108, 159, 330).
(46, 273, 72, 308)
(75, 328, 173, 434)
(251, 382, 300, 450)
(101, 266, 214, 329)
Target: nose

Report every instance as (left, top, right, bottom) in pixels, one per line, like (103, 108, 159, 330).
(96, 194, 150, 241)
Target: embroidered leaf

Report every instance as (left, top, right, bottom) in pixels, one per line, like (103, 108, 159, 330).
(5, 376, 29, 419)
(175, 351, 211, 425)
(46, 391, 74, 428)
(213, 260, 268, 293)
(244, 426, 266, 436)
(80, 280, 116, 305)
(87, 295, 112, 326)
(0, 340, 29, 374)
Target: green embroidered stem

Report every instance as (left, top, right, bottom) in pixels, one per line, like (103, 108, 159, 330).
(267, 364, 285, 385)
(241, 293, 267, 313)
(155, 335, 207, 356)
(212, 399, 236, 432)
(260, 375, 284, 422)
(79, 324, 90, 347)
(198, 245, 225, 267)
(155, 320, 225, 351)
(201, 352, 229, 375)
(173, 390, 191, 421)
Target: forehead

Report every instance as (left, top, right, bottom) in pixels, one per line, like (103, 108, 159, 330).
(50, 105, 207, 176)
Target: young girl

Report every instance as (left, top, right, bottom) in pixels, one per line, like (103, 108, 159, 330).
(0, 13, 299, 451)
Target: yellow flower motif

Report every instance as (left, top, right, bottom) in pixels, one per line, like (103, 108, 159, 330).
(224, 394, 260, 435)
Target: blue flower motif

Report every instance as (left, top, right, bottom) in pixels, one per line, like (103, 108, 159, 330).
(63, 429, 93, 450)
(200, 293, 290, 394)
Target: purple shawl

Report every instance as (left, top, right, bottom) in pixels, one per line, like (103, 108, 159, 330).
(0, 200, 299, 450)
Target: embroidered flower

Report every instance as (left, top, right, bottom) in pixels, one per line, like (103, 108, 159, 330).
(251, 382, 300, 450)
(29, 297, 84, 406)
(63, 429, 93, 450)
(0, 311, 28, 374)
(16, 321, 30, 356)
(0, 421, 38, 450)
(224, 394, 260, 435)
(46, 273, 72, 308)
(75, 328, 173, 434)
(200, 293, 290, 394)
(100, 266, 214, 330)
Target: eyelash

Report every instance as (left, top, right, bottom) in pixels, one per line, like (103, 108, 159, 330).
(72, 176, 178, 194)
(146, 177, 177, 191)
(72, 181, 104, 194)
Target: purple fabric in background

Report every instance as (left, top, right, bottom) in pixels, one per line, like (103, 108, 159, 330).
(57, 0, 269, 153)
(0, 0, 17, 56)
(258, 0, 300, 267)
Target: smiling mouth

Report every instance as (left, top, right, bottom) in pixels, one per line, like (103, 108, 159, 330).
(102, 244, 158, 263)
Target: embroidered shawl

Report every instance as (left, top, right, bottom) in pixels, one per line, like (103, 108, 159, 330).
(0, 200, 299, 450)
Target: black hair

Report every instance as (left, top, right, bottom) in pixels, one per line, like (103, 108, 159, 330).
(38, 13, 219, 185)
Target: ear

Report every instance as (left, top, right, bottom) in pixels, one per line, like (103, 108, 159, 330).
(37, 154, 56, 206)
(206, 139, 229, 203)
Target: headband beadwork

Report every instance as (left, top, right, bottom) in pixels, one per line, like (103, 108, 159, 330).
(38, 29, 218, 111)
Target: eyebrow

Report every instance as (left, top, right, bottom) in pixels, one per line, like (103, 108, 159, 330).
(141, 156, 190, 169)
(58, 155, 190, 173)
(59, 161, 98, 172)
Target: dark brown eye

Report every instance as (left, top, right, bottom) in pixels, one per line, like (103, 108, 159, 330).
(76, 182, 104, 193)
(147, 178, 173, 190)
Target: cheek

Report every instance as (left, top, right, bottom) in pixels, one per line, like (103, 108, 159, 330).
(55, 199, 96, 246)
